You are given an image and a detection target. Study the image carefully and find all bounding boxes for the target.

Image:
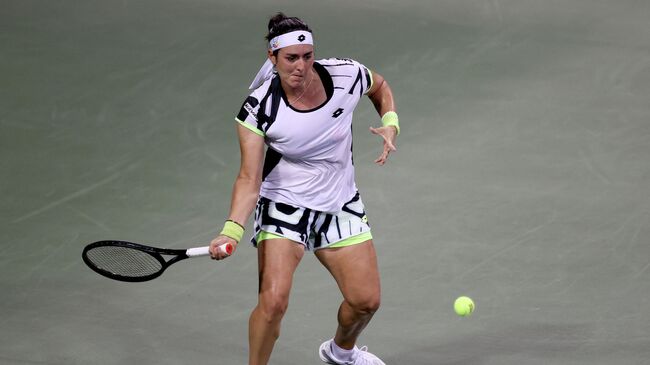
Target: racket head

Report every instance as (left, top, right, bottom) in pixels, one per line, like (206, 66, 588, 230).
(82, 240, 181, 282)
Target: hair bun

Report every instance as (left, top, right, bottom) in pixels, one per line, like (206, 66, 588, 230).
(265, 13, 311, 42)
(267, 12, 287, 31)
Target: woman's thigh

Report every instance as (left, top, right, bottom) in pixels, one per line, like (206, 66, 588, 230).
(256, 238, 305, 298)
(314, 240, 381, 305)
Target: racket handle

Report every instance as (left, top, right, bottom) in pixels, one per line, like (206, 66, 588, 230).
(186, 243, 232, 257)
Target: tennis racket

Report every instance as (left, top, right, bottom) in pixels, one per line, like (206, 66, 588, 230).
(82, 240, 233, 282)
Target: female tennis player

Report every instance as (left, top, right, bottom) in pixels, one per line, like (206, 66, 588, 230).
(209, 13, 399, 365)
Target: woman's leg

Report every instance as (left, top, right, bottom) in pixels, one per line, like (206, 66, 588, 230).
(249, 238, 305, 365)
(314, 240, 381, 350)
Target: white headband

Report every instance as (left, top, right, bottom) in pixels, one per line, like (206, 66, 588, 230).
(249, 30, 314, 90)
(269, 30, 313, 51)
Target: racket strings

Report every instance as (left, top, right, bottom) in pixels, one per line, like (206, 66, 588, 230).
(86, 246, 163, 277)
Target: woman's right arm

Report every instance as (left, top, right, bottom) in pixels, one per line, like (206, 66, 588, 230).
(209, 123, 265, 259)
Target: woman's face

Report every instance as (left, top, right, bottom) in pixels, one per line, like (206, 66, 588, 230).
(269, 44, 315, 89)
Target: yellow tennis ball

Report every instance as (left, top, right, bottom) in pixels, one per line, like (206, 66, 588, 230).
(454, 296, 475, 317)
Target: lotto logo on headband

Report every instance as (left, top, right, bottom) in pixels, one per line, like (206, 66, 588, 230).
(269, 31, 314, 51)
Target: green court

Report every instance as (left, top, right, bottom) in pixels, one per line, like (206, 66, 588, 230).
(2, 0, 649, 364)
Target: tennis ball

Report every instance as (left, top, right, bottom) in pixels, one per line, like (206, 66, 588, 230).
(454, 296, 475, 317)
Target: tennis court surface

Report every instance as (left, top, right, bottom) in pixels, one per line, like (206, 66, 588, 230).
(2, 1, 649, 364)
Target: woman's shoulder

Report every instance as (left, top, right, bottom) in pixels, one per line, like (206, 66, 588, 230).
(316, 57, 365, 68)
(316, 58, 372, 98)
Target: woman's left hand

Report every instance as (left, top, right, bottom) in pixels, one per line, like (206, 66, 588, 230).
(369, 125, 397, 165)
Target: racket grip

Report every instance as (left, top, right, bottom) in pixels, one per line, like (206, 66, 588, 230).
(186, 246, 210, 257)
(186, 243, 232, 257)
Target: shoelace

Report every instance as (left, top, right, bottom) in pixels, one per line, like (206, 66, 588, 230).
(352, 346, 384, 365)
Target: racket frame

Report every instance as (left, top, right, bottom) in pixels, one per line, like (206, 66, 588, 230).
(82, 240, 196, 282)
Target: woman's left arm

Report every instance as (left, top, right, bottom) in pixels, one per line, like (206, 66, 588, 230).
(366, 71, 398, 165)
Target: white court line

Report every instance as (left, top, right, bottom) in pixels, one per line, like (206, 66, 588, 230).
(458, 210, 557, 281)
(12, 173, 121, 224)
(634, 261, 650, 279)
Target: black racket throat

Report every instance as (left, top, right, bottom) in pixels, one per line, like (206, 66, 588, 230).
(82, 240, 190, 282)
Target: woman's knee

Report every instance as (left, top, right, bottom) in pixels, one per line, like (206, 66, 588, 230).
(258, 291, 290, 322)
(348, 292, 381, 315)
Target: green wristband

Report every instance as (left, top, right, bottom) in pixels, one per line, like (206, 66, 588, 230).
(381, 111, 400, 135)
(220, 220, 244, 242)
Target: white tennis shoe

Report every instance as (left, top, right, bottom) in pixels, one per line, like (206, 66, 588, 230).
(319, 339, 386, 365)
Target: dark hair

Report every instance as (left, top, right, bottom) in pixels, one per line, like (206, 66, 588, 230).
(265, 12, 312, 44)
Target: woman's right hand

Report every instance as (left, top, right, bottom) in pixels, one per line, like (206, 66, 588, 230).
(209, 235, 237, 260)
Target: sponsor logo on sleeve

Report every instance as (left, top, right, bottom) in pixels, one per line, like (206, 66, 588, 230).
(244, 102, 257, 119)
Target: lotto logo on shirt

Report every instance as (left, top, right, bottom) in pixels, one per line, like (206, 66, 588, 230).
(244, 102, 257, 119)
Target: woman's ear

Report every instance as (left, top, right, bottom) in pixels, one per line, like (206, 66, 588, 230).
(267, 50, 276, 66)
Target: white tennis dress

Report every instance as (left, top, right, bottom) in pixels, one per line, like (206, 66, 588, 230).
(236, 57, 373, 213)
